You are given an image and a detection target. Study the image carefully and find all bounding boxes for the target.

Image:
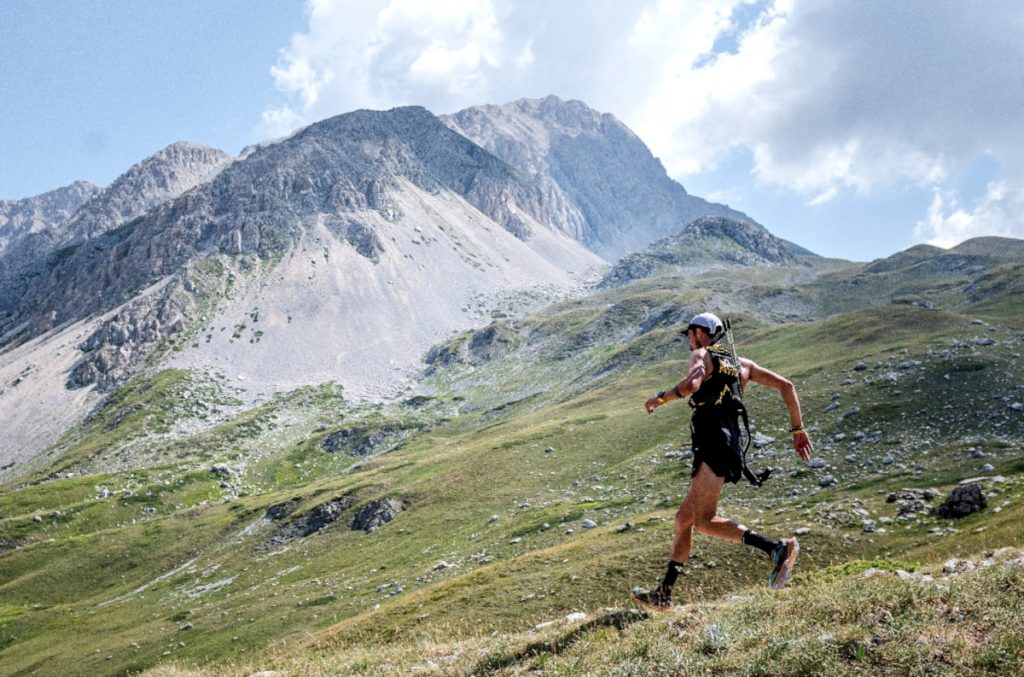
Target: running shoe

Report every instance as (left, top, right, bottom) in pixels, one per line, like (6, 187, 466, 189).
(631, 586, 672, 610)
(769, 538, 799, 589)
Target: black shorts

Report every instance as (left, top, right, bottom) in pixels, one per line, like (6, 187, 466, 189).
(690, 409, 744, 484)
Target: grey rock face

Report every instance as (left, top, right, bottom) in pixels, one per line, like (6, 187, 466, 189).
(351, 498, 404, 533)
(59, 142, 232, 244)
(66, 279, 189, 390)
(1, 107, 544, 346)
(261, 495, 355, 550)
(1, 143, 230, 328)
(321, 425, 413, 457)
(443, 95, 752, 260)
(0, 180, 100, 256)
(424, 320, 516, 372)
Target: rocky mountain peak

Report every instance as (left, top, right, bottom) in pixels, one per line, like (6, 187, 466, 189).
(599, 215, 805, 288)
(680, 216, 798, 264)
(0, 180, 101, 255)
(510, 95, 616, 135)
(443, 95, 752, 259)
(64, 141, 232, 241)
(0, 142, 233, 321)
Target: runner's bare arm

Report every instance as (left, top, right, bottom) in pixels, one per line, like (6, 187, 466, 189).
(743, 359, 813, 461)
(645, 349, 707, 413)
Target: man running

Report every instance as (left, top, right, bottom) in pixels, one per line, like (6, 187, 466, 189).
(633, 312, 813, 609)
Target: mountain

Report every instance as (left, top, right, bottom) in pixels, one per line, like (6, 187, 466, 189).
(0, 105, 607, 462)
(3, 107, 596, 342)
(807, 235, 1024, 317)
(442, 96, 754, 260)
(0, 143, 231, 317)
(598, 215, 811, 288)
(0, 180, 100, 256)
(56, 141, 233, 244)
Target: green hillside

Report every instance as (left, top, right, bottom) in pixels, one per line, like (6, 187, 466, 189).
(1, 245, 1023, 675)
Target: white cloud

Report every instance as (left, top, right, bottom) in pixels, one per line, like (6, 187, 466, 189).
(915, 182, 1024, 249)
(255, 105, 307, 141)
(262, 0, 1024, 246)
(263, 0, 532, 132)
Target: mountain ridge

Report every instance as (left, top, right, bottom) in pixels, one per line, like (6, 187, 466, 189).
(0, 142, 231, 320)
(599, 215, 810, 288)
(443, 95, 755, 259)
(0, 180, 100, 255)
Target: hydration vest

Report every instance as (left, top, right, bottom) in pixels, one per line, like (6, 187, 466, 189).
(690, 344, 743, 409)
(689, 344, 772, 487)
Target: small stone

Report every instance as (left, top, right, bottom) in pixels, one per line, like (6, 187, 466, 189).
(981, 463, 995, 472)
(545, 447, 555, 453)
(794, 527, 811, 536)
(809, 458, 827, 469)
(581, 519, 598, 529)
(1010, 402, 1023, 412)
(837, 406, 861, 423)
(540, 523, 551, 532)
(616, 522, 634, 533)
(509, 537, 522, 544)
(862, 520, 877, 533)
(489, 515, 500, 522)
(943, 559, 976, 574)
(179, 623, 193, 631)
(819, 475, 837, 487)
(32, 515, 43, 523)
(853, 362, 868, 371)
(882, 455, 894, 465)
(433, 561, 451, 571)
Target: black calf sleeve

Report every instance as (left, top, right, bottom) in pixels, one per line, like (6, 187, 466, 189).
(660, 560, 685, 592)
(742, 529, 780, 555)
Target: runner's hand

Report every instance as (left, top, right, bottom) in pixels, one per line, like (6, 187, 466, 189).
(793, 432, 813, 462)
(644, 397, 661, 413)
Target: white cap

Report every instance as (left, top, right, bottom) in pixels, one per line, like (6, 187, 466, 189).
(688, 312, 724, 337)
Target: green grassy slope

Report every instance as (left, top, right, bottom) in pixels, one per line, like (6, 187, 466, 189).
(1, 247, 1023, 675)
(149, 547, 1024, 676)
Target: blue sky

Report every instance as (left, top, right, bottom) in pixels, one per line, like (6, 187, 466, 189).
(2, 1, 1022, 262)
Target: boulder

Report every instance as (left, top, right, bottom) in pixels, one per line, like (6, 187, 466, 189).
(211, 463, 233, 476)
(351, 498, 404, 533)
(931, 483, 987, 518)
(322, 426, 405, 457)
(260, 495, 355, 550)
